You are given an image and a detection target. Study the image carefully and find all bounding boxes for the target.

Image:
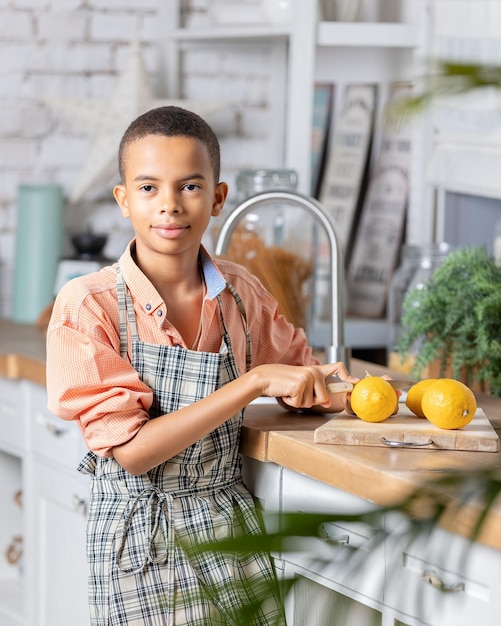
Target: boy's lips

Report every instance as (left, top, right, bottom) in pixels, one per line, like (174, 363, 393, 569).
(153, 223, 189, 239)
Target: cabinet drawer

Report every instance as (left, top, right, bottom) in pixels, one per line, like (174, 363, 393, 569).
(281, 468, 384, 604)
(385, 525, 501, 626)
(0, 378, 26, 453)
(28, 383, 87, 469)
(242, 457, 281, 511)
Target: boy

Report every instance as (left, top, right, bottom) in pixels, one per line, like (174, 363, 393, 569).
(46, 106, 355, 625)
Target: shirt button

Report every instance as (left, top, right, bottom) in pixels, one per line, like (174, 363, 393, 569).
(145, 303, 152, 311)
(157, 310, 163, 317)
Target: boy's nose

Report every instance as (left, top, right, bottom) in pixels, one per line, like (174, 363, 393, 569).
(160, 193, 180, 213)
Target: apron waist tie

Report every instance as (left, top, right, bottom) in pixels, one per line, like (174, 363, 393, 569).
(116, 486, 172, 575)
(115, 476, 242, 575)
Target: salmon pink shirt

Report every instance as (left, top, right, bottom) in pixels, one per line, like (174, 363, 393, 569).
(46, 240, 318, 457)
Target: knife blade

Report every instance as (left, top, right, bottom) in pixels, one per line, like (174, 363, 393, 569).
(326, 379, 415, 394)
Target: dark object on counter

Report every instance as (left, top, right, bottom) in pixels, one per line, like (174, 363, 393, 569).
(71, 232, 107, 258)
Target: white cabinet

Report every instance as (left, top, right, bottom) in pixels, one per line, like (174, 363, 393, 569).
(384, 522, 501, 626)
(242, 456, 281, 513)
(27, 382, 88, 472)
(243, 458, 501, 626)
(280, 468, 385, 623)
(24, 382, 89, 626)
(0, 452, 25, 626)
(27, 460, 88, 626)
(0, 374, 90, 626)
(0, 378, 27, 626)
(0, 378, 27, 455)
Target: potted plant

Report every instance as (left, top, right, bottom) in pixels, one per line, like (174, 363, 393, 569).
(395, 245, 501, 397)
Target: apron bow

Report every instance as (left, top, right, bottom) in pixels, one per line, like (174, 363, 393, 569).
(116, 486, 173, 574)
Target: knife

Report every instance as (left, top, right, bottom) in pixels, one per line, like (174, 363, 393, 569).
(326, 379, 415, 394)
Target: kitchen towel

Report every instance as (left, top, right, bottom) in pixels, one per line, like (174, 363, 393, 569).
(12, 184, 64, 324)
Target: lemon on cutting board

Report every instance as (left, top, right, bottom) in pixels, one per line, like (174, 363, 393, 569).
(405, 378, 438, 418)
(421, 378, 477, 430)
(350, 375, 398, 423)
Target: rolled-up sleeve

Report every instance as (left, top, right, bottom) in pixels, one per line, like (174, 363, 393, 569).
(46, 279, 152, 458)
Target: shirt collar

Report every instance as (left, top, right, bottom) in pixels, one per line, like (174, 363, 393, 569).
(118, 240, 227, 315)
(199, 245, 227, 299)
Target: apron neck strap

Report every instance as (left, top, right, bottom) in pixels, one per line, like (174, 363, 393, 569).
(116, 266, 252, 372)
(224, 280, 252, 372)
(116, 265, 139, 360)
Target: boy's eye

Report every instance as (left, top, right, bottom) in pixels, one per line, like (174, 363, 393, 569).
(140, 184, 155, 192)
(183, 183, 199, 191)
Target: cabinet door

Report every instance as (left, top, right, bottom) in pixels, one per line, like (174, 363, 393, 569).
(242, 456, 281, 512)
(283, 559, 383, 626)
(28, 382, 87, 470)
(281, 469, 385, 605)
(30, 461, 89, 626)
(0, 453, 25, 626)
(0, 378, 25, 454)
(384, 523, 501, 626)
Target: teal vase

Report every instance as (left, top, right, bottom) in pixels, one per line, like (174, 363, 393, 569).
(12, 184, 64, 324)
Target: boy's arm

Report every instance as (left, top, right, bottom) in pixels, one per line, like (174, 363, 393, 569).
(112, 361, 353, 476)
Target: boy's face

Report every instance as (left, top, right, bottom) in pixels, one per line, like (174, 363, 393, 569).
(113, 133, 227, 265)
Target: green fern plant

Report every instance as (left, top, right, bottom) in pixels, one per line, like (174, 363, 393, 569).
(389, 60, 501, 118)
(396, 245, 501, 396)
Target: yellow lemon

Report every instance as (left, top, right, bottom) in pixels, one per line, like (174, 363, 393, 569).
(421, 379, 477, 429)
(405, 379, 438, 418)
(351, 376, 398, 423)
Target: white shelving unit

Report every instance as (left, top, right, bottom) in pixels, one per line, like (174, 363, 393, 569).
(159, 1, 434, 352)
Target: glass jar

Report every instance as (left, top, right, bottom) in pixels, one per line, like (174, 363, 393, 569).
(224, 169, 321, 333)
(235, 168, 299, 247)
(236, 168, 298, 200)
(388, 242, 452, 355)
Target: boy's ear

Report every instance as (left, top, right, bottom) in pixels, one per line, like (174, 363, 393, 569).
(113, 184, 130, 218)
(211, 182, 228, 217)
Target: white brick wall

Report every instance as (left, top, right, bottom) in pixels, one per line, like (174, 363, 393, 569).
(0, 0, 159, 316)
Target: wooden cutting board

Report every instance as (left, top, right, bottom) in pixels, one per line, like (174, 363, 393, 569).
(314, 405, 499, 452)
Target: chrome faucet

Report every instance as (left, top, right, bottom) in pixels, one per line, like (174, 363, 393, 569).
(214, 190, 350, 366)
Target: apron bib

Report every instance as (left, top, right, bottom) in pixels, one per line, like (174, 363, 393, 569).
(78, 266, 285, 626)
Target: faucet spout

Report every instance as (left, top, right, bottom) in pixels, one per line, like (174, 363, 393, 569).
(214, 190, 350, 366)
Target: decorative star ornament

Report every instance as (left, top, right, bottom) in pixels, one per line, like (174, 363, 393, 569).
(44, 40, 228, 204)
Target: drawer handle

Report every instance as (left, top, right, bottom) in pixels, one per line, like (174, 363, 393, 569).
(319, 525, 350, 545)
(72, 495, 88, 516)
(422, 569, 465, 593)
(323, 533, 349, 545)
(45, 421, 68, 437)
(382, 437, 433, 447)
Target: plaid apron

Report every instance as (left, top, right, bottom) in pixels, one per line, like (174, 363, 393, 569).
(78, 266, 285, 626)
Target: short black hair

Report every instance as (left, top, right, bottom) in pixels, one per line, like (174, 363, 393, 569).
(118, 106, 221, 183)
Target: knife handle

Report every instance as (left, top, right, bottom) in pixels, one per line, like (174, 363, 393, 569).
(326, 382, 354, 393)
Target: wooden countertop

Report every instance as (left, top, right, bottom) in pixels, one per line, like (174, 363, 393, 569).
(2, 317, 501, 549)
(241, 363, 501, 551)
(0, 319, 47, 385)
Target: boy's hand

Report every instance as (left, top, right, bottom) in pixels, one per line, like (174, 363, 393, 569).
(259, 362, 357, 411)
